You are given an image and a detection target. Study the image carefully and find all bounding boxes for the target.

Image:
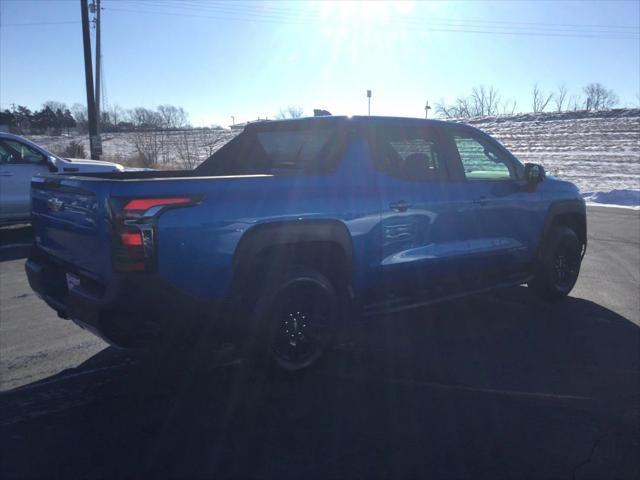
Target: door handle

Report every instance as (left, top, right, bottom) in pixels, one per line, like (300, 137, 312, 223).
(389, 200, 411, 212)
(0, 172, 14, 176)
(473, 196, 488, 206)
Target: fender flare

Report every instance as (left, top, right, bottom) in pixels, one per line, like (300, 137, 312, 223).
(539, 199, 587, 257)
(232, 219, 354, 289)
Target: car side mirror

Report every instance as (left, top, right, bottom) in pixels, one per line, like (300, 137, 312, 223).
(47, 156, 58, 173)
(524, 163, 545, 185)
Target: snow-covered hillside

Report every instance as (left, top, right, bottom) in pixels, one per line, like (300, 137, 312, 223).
(461, 109, 639, 206)
(30, 129, 238, 169)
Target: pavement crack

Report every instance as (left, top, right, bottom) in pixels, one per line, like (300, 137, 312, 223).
(572, 432, 606, 480)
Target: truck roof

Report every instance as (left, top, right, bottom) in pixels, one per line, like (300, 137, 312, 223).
(244, 115, 458, 132)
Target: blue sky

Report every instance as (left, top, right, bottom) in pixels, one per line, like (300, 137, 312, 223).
(1, 0, 639, 127)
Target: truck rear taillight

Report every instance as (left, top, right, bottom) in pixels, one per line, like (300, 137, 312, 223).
(110, 196, 199, 273)
(120, 232, 143, 246)
(123, 197, 192, 215)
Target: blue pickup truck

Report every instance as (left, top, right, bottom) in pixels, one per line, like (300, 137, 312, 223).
(26, 116, 586, 371)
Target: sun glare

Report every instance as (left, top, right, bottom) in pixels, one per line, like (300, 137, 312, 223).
(310, 0, 415, 39)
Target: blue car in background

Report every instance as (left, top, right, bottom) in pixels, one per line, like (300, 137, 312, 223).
(25, 116, 586, 372)
(0, 132, 126, 225)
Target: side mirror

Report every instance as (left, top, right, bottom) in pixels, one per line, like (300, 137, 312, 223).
(524, 163, 545, 184)
(47, 156, 58, 173)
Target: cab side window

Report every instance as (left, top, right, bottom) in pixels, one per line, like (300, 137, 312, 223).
(449, 131, 517, 181)
(0, 139, 46, 165)
(372, 126, 447, 181)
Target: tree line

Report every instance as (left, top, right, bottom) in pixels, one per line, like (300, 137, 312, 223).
(0, 102, 76, 136)
(0, 102, 191, 135)
(0, 82, 627, 136)
(436, 82, 621, 118)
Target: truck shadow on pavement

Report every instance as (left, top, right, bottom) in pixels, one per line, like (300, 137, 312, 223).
(1, 287, 639, 479)
(0, 225, 32, 262)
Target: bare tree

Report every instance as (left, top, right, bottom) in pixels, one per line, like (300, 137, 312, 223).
(43, 100, 68, 113)
(131, 130, 167, 167)
(553, 84, 568, 112)
(97, 104, 124, 132)
(434, 97, 455, 118)
(583, 83, 618, 111)
(71, 103, 88, 133)
(486, 86, 502, 115)
(454, 96, 472, 117)
(434, 98, 454, 118)
(532, 84, 553, 113)
(275, 106, 304, 119)
(128, 107, 163, 129)
(469, 87, 486, 116)
(175, 131, 199, 169)
(435, 85, 503, 118)
(469, 85, 501, 116)
(501, 98, 517, 116)
(106, 104, 124, 128)
(174, 129, 233, 169)
(568, 94, 582, 111)
(157, 104, 189, 129)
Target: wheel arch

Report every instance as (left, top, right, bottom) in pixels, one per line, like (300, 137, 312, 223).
(231, 219, 355, 298)
(540, 200, 587, 257)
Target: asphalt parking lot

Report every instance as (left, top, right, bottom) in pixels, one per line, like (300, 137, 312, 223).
(1, 206, 638, 479)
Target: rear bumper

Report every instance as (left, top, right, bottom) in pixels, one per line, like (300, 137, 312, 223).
(25, 251, 233, 348)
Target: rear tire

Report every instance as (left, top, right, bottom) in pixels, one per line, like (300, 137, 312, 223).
(248, 267, 338, 373)
(528, 226, 582, 301)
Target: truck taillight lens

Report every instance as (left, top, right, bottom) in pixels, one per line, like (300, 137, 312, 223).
(123, 197, 192, 214)
(111, 196, 199, 272)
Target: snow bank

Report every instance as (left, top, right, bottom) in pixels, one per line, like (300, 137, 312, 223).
(582, 189, 640, 209)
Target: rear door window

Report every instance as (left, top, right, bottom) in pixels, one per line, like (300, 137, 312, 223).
(371, 126, 448, 181)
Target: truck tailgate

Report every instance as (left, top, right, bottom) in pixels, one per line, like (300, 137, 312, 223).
(31, 176, 112, 281)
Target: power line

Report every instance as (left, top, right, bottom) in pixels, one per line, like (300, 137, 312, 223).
(0, 21, 80, 27)
(2, 1, 636, 35)
(103, 5, 639, 39)
(2, 3, 635, 38)
(122, 0, 640, 34)
(146, 0, 640, 30)
(112, 1, 640, 37)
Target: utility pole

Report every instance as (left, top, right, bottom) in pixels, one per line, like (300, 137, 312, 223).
(424, 100, 431, 119)
(81, 0, 100, 159)
(93, 0, 102, 155)
(367, 90, 372, 116)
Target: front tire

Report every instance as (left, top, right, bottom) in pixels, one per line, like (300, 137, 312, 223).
(528, 226, 582, 301)
(250, 267, 338, 373)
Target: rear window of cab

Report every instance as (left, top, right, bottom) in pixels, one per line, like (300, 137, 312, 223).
(196, 126, 345, 176)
